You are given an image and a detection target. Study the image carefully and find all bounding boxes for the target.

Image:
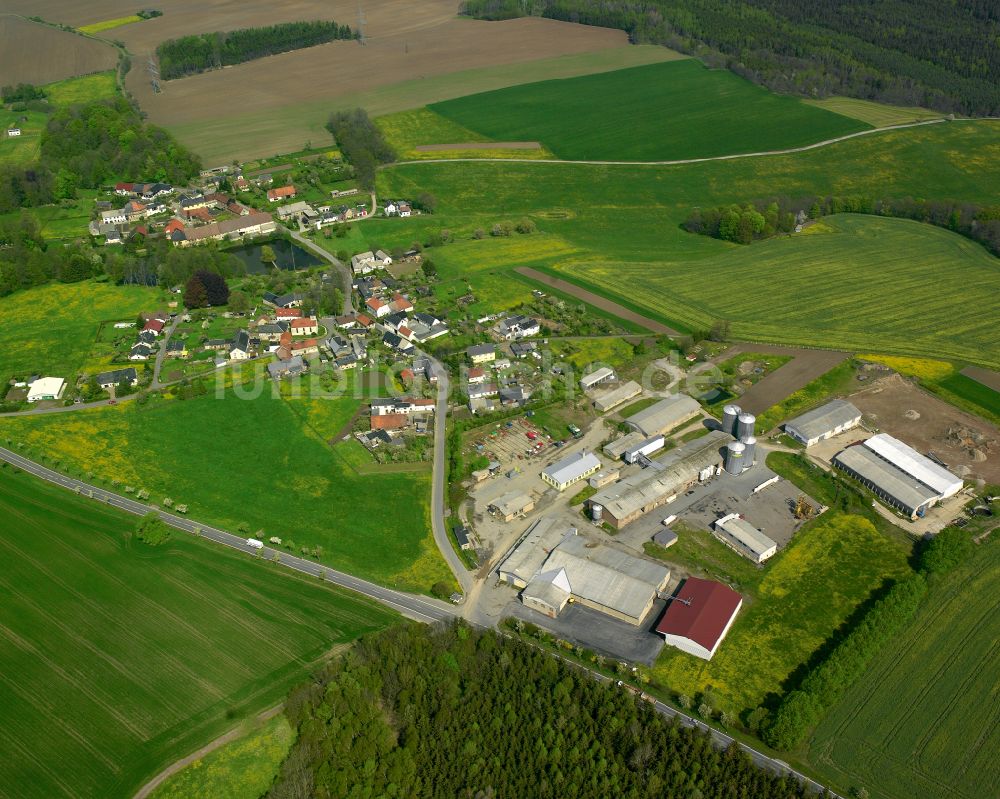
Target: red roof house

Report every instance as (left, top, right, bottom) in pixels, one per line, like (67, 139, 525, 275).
(655, 577, 742, 661)
(290, 317, 318, 334)
(267, 185, 296, 202)
(143, 319, 165, 335)
(275, 308, 300, 320)
(400, 368, 414, 385)
(355, 313, 373, 327)
(164, 219, 185, 235)
(371, 413, 407, 431)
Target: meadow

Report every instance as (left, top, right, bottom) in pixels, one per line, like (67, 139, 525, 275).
(0, 280, 167, 383)
(651, 512, 911, 717)
(0, 387, 454, 593)
(804, 537, 1000, 799)
(803, 96, 943, 128)
(78, 15, 142, 35)
(148, 713, 293, 799)
(0, 468, 396, 799)
(380, 120, 1000, 368)
(429, 60, 868, 161)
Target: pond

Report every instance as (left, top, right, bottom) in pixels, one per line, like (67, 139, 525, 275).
(227, 239, 323, 274)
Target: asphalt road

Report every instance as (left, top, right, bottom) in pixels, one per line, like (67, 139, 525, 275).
(0, 445, 457, 625)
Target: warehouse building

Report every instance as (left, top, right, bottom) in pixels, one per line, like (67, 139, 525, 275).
(623, 435, 666, 464)
(579, 366, 616, 391)
(26, 376, 66, 402)
(589, 469, 620, 489)
(603, 431, 646, 460)
(541, 450, 602, 491)
(587, 430, 728, 528)
(488, 491, 535, 522)
(833, 446, 939, 519)
(626, 395, 702, 437)
(497, 518, 569, 588)
(591, 380, 642, 412)
(864, 433, 964, 498)
(784, 399, 862, 447)
(518, 533, 671, 625)
(656, 577, 742, 660)
(713, 513, 777, 563)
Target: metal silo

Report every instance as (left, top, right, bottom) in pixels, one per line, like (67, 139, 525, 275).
(591, 504, 604, 522)
(724, 441, 746, 474)
(722, 404, 742, 436)
(743, 435, 757, 466)
(737, 412, 756, 441)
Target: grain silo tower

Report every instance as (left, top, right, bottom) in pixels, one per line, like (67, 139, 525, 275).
(722, 404, 742, 437)
(737, 412, 756, 442)
(724, 440, 746, 474)
(742, 435, 757, 466)
(591, 503, 603, 523)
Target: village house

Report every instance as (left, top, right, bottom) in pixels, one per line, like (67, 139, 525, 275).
(290, 338, 320, 357)
(467, 343, 497, 364)
(129, 343, 154, 361)
(495, 314, 540, 341)
(267, 185, 296, 202)
(467, 366, 488, 384)
(290, 317, 319, 336)
(143, 318, 165, 336)
(173, 212, 277, 246)
(371, 397, 435, 416)
(229, 331, 253, 360)
(382, 331, 413, 353)
(95, 367, 138, 390)
(165, 340, 188, 358)
(274, 307, 301, 321)
(366, 297, 390, 318)
(268, 355, 306, 380)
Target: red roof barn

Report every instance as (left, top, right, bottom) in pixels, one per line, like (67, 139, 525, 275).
(655, 577, 742, 661)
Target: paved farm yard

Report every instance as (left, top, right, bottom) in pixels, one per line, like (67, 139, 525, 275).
(0, 470, 396, 799)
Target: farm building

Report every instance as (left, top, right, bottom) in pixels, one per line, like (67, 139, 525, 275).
(587, 430, 728, 529)
(488, 491, 536, 522)
(603, 431, 646, 460)
(864, 434, 964, 499)
(520, 534, 671, 625)
(589, 469, 620, 489)
(656, 577, 743, 660)
(497, 518, 568, 587)
(26, 377, 65, 402)
(591, 380, 642, 412)
(712, 513, 777, 563)
(580, 366, 616, 390)
(784, 399, 862, 446)
(625, 395, 701, 437)
(541, 451, 602, 491)
(622, 435, 666, 464)
(652, 528, 678, 548)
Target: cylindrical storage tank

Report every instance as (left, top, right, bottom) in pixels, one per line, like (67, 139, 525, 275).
(737, 412, 756, 441)
(591, 503, 603, 522)
(724, 441, 746, 475)
(743, 435, 757, 466)
(722, 405, 742, 436)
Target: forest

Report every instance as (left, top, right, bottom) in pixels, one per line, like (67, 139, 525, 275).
(682, 193, 1000, 254)
(325, 109, 396, 191)
(0, 98, 200, 214)
(156, 20, 357, 80)
(266, 622, 819, 799)
(459, 0, 1000, 116)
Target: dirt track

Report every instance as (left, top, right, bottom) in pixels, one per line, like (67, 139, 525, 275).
(517, 267, 677, 335)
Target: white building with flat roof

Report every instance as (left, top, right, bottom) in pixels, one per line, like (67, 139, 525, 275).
(580, 366, 615, 391)
(540, 450, 602, 491)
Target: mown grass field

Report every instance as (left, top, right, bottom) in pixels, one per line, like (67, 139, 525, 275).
(650, 512, 911, 716)
(0, 280, 167, 383)
(0, 388, 453, 593)
(803, 96, 943, 127)
(804, 537, 1000, 799)
(381, 120, 1000, 367)
(148, 713, 293, 799)
(0, 468, 395, 799)
(44, 70, 118, 105)
(430, 60, 868, 161)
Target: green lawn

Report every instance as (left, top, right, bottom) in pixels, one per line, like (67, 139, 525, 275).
(0, 468, 396, 799)
(650, 512, 911, 717)
(0, 108, 45, 165)
(0, 388, 454, 593)
(148, 713, 294, 799)
(429, 60, 869, 161)
(0, 280, 168, 383)
(44, 71, 118, 105)
(804, 536, 1000, 799)
(380, 120, 1000, 367)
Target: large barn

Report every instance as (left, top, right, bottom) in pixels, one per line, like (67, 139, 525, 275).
(656, 577, 743, 660)
(784, 399, 862, 447)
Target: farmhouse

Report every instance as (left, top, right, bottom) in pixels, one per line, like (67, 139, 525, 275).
(274, 307, 301, 321)
(267, 185, 296, 202)
(95, 367, 138, 390)
(370, 397, 435, 416)
(290, 317, 319, 336)
(174, 213, 276, 246)
(713, 513, 777, 563)
(494, 314, 540, 341)
(488, 491, 536, 522)
(591, 380, 643, 412)
(656, 577, 743, 660)
(784, 399, 862, 446)
(26, 377, 65, 403)
(587, 430, 728, 529)
(351, 251, 379, 275)
(541, 451, 602, 492)
(267, 356, 306, 380)
(275, 200, 315, 221)
(580, 366, 616, 390)
(626, 395, 702, 437)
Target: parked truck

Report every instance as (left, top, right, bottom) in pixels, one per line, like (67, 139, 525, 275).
(246, 538, 264, 550)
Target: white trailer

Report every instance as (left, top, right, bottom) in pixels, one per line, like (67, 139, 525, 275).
(246, 538, 264, 550)
(623, 435, 666, 464)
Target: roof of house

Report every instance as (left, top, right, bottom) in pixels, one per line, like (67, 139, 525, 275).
(356, 313, 373, 326)
(467, 343, 495, 357)
(468, 366, 485, 379)
(290, 337, 318, 351)
(371, 413, 407, 430)
(267, 185, 296, 199)
(275, 307, 300, 318)
(490, 491, 535, 518)
(785, 399, 862, 441)
(290, 317, 315, 329)
(542, 451, 601, 486)
(655, 577, 742, 653)
(96, 367, 137, 384)
(143, 319, 164, 332)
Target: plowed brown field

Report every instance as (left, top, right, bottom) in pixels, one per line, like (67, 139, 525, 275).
(0, 15, 117, 85)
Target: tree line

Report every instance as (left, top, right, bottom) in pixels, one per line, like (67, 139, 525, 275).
(459, 0, 1000, 116)
(156, 20, 357, 80)
(267, 621, 819, 799)
(763, 526, 974, 750)
(0, 97, 201, 214)
(325, 108, 395, 191)
(683, 194, 1000, 256)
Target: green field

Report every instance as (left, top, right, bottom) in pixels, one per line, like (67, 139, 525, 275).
(79, 16, 142, 35)
(803, 96, 943, 128)
(650, 512, 911, 716)
(148, 712, 293, 799)
(804, 537, 1000, 799)
(43, 71, 118, 106)
(0, 388, 453, 593)
(429, 60, 869, 161)
(0, 468, 395, 799)
(381, 120, 1000, 367)
(0, 280, 167, 383)
(937, 372, 1000, 421)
